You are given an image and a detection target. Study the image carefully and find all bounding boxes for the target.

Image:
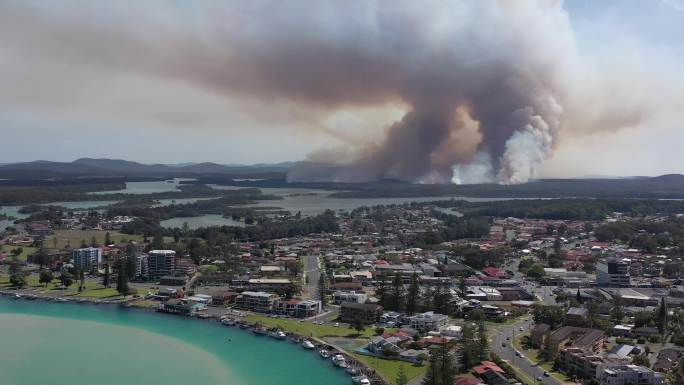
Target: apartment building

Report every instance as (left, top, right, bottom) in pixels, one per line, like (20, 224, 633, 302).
(72, 247, 102, 271)
(147, 250, 176, 279)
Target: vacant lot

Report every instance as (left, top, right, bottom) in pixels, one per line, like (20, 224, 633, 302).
(0, 245, 36, 261)
(46, 230, 142, 249)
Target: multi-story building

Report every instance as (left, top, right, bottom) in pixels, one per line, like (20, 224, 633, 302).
(596, 365, 663, 385)
(332, 291, 367, 304)
(147, 250, 176, 279)
(409, 311, 449, 332)
(548, 327, 605, 355)
(597, 258, 631, 287)
(134, 254, 149, 280)
(72, 247, 102, 271)
(560, 348, 628, 379)
(273, 298, 322, 318)
(235, 291, 278, 313)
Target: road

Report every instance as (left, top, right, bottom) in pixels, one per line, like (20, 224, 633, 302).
(491, 317, 562, 385)
(303, 254, 320, 299)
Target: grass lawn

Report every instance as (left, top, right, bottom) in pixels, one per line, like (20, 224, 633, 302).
(45, 230, 142, 249)
(1, 245, 37, 261)
(352, 353, 427, 382)
(244, 314, 380, 339)
(0, 273, 122, 299)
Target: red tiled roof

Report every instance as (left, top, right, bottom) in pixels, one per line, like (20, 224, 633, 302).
(454, 377, 481, 385)
(472, 361, 505, 375)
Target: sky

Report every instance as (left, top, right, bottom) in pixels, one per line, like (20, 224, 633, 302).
(0, 0, 682, 179)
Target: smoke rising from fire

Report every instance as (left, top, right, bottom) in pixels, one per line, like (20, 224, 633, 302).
(1, 1, 680, 182)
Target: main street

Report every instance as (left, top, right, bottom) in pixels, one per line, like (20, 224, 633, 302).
(491, 317, 562, 385)
(302, 254, 320, 299)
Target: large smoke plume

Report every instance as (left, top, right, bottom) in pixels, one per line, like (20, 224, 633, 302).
(1, 1, 678, 182)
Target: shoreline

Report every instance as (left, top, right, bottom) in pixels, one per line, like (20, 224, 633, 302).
(0, 290, 389, 385)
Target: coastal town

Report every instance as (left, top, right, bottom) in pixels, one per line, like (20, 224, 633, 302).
(2, 198, 684, 385)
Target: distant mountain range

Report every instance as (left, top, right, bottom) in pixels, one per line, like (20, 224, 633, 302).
(0, 158, 299, 178)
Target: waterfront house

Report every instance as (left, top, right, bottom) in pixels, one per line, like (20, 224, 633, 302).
(235, 291, 278, 313)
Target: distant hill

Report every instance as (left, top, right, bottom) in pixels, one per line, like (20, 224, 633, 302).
(0, 158, 299, 178)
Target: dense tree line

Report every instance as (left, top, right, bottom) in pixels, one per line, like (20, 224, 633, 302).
(593, 219, 684, 253)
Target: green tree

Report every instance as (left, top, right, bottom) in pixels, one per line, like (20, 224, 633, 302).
(78, 269, 85, 292)
(526, 264, 545, 279)
(9, 258, 27, 288)
(376, 272, 389, 309)
(317, 272, 328, 307)
(459, 323, 477, 372)
(353, 316, 366, 335)
(116, 258, 129, 295)
(39, 269, 54, 287)
(59, 272, 74, 289)
(439, 343, 456, 385)
(477, 321, 489, 361)
(611, 295, 624, 324)
(632, 354, 650, 367)
(422, 351, 439, 385)
(102, 263, 110, 288)
(90, 236, 98, 247)
(390, 273, 405, 311)
(657, 297, 668, 333)
(396, 364, 408, 385)
(407, 273, 420, 315)
(104, 231, 112, 246)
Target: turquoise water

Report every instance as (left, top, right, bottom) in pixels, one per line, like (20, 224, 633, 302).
(0, 299, 350, 385)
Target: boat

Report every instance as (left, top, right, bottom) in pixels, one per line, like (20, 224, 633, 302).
(332, 354, 347, 367)
(12, 294, 21, 299)
(319, 349, 331, 359)
(252, 327, 268, 335)
(301, 340, 315, 349)
(352, 375, 371, 385)
(221, 318, 236, 326)
(270, 330, 287, 340)
(238, 323, 249, 329)
(345, 367, 360, 375)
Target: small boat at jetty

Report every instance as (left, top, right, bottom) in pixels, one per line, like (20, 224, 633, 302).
(221, 318, 236, 326)
(352, 375, 371, 385)
(270, 330, 286, 339)
(319, 349, 331, 359)
(302, 340, 315, 349)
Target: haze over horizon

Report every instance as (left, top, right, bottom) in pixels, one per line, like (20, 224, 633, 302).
(1, 0, 683, 182)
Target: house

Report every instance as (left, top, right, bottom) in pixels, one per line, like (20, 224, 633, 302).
(566, 307, 589, 325)
(367, 336, 401, 356)
(652, 349, 681, 373)
(340, 302, 383, 325)
(399, 349, 429, 364)
(159, 298, 206, 315)
(454, 377, 485, 385)
(472, 361, 505, 376)
(409, 312, 448, 332)
(631, 326, 659, 338)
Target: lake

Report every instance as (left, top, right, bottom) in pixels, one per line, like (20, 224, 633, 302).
(90, 178, 195, 195)
(0, 298, 349, 385)
(160, 214, 246, 229)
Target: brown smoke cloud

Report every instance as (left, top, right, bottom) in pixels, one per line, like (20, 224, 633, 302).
(0, 1, 680, 182)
